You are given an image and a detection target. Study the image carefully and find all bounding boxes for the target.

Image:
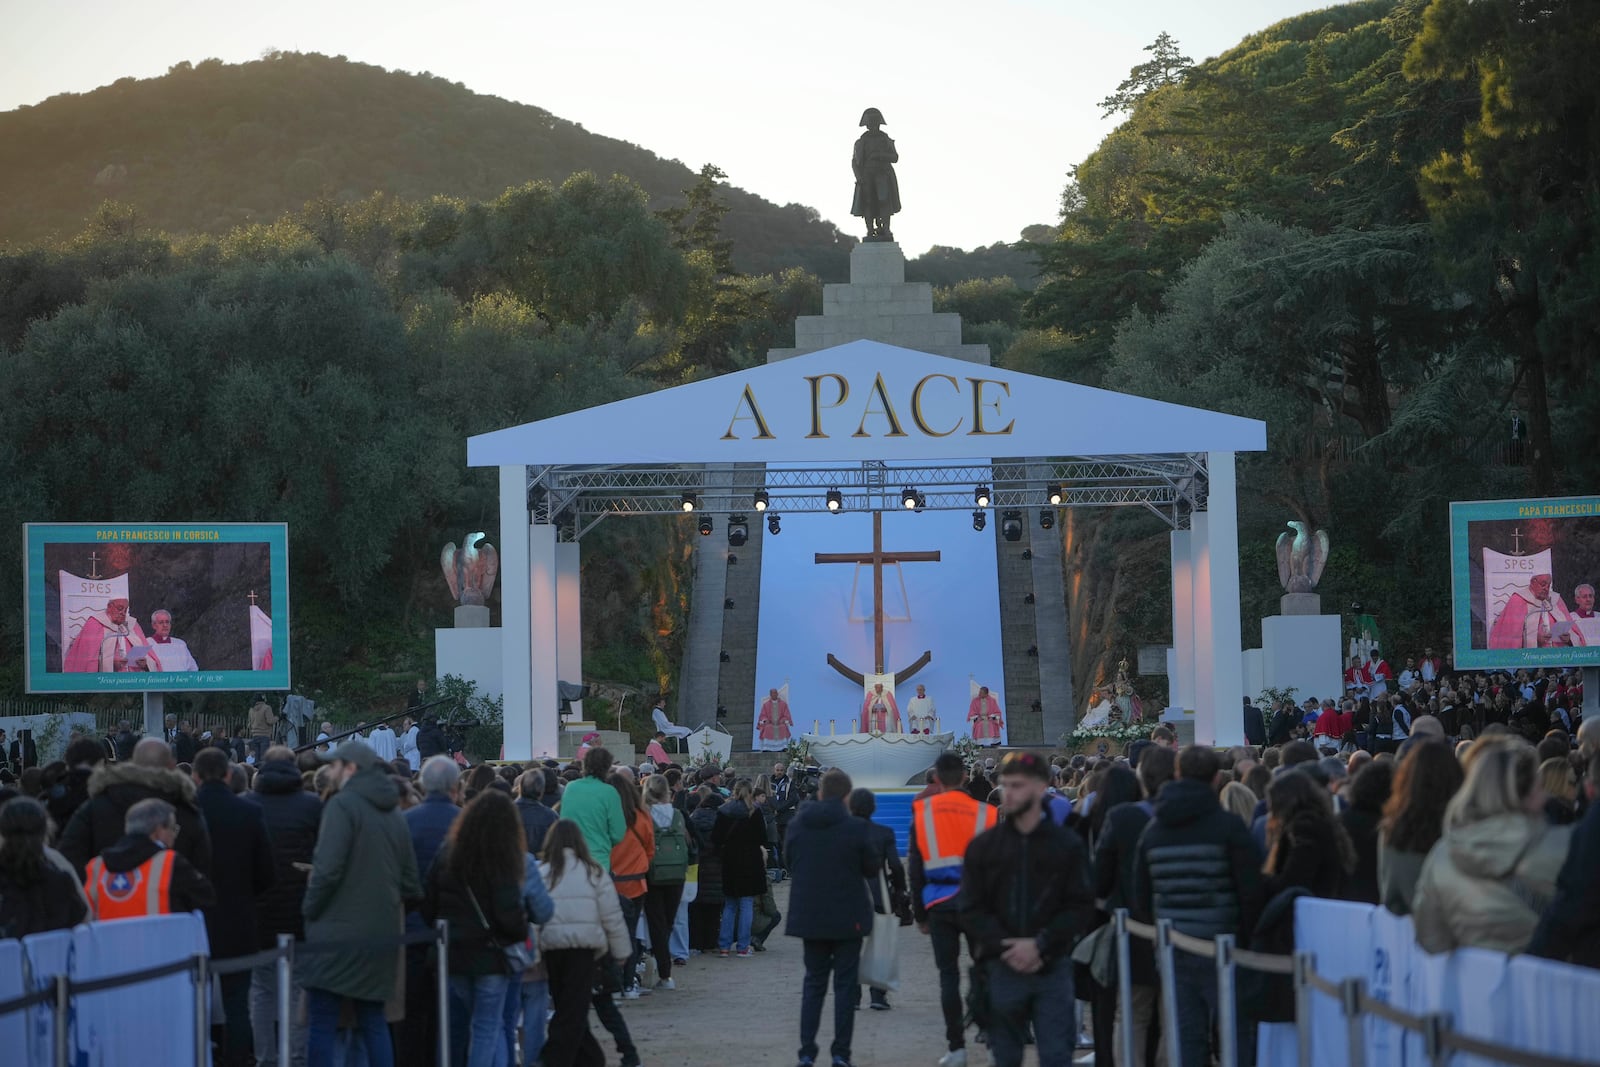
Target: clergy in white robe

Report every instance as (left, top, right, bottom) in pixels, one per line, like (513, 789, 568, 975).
(366, 722, 399, 760)
(135, 609, 198, 672)
(905, 685, 937, 734)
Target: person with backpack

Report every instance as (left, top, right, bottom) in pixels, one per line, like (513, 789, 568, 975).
(642, 774, 692, 988)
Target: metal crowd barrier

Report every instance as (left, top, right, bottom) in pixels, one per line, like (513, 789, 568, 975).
(0, 921, 451, 1067)
(1113, 908, 1595, 1067)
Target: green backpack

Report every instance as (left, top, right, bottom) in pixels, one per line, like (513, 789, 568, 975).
(649, 810, 690, 885)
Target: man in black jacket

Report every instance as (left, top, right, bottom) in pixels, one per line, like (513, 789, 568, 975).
(959, 751, 1094, 1067)
(784, 769, 879, 1067)
(193, 747, 276, 1067)
(514, 768, 558, 853)
(1133, 745, 1264, 1067)
(58, 737, 213, 878)
(243, 746, 323, 1066)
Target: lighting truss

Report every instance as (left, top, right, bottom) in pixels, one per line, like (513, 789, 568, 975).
(532, 454, 1211, 539)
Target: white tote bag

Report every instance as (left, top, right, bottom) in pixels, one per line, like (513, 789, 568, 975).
(858, 872, 900, 992)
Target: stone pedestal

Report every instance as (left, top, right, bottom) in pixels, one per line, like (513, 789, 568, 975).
(436, 626, 502, 700)
(768, 243, 990, 363)
(1279, 593, 1321, 616)
(454, 604, 491, 628)
(1261, 614, 1342, 706)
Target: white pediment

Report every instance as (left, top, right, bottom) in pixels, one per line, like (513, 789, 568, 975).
(466, 339, 1265, 466)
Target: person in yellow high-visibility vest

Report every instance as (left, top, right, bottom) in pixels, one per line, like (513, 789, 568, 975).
(85, 798, 216, 921)
(908, 752, 996, 1067)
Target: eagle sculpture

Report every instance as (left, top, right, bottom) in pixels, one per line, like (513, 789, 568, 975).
(441, 532, 499, 606)
(1275, 521, 1329, 594)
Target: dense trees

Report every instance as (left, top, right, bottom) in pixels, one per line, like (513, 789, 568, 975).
(1025, 1, 1600, 693)
(0, 169, 816, 709)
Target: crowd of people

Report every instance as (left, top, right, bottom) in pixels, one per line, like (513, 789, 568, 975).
(0, 686, 1596, 1067)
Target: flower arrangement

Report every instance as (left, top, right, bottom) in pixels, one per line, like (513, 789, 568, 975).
(781, 737, 813, 767)
(949, 735, 982, 772)
(1062, 719, 1158, 747)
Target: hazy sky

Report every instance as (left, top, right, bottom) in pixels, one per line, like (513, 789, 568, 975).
(2, 0, 1339, 254)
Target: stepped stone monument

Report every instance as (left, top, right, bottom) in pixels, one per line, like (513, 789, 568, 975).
(674, 109, 1075, 751)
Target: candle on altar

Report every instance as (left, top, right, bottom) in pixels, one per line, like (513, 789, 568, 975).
(829, 719, 835, 735)
(936, 717, 941, 732)
(813, 720, 819, 735)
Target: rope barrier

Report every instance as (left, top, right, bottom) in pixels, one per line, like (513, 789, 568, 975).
(0, 984, 55, 1017)
(70, 955, 197, 995)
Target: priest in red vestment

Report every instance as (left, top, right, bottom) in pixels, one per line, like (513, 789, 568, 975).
(968, 685, 1003, 744)
(757, 686, 793, 745)
(859, 683, 900, 733)
(62, 598, 148, 672)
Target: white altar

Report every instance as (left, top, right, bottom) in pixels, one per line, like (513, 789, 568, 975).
(802, 730, 953, 789)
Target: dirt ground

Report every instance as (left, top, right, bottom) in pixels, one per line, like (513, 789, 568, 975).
(586, 880, 1096, 1067)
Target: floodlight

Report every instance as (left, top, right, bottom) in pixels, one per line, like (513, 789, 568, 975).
(1047, 484, 1064, 506)
(1039, 509, 1055, 530)
(901, 487, 918, 509)
(681, 492, 697, 512)
(972, 509, 987, 532)
(826, 488, 843, 512)
(1001, 510, 1023, 542)
(974, 485, 991, 508)
(727, 514, 749, 547)
(698, 517, 713, 536)
(753, 488, 769, 512)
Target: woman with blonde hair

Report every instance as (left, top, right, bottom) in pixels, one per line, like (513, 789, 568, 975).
(1219, 781, 1257, 826)
(1538, 756, 1579, 825)
(1411, 739, 1573, 954)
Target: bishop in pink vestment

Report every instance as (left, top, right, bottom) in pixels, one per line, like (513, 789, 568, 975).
(968, 687, 1003, 742)
(1489, 574, 1584, 649)
(757, 689, 793, 743)
(62, 599, 148, 672)
(860, 683, 901, 733)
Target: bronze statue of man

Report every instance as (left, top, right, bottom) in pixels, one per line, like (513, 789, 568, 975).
(851, 107, 900, 242)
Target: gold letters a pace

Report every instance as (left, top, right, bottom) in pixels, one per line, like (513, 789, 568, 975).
(722, 372, 1016, 442)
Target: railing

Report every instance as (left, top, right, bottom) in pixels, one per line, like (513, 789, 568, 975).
(0, 922, 451, 1067)
(1114, 908, 1596, 1067)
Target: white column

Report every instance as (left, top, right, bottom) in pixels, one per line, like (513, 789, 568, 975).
(1205, 451, 1246, 746)
(142, 692, 165, 738)
(1168, 530, 1195, 722)
(1191, 513, 1217, 743)
(529, 523, 561, 759)
(499, 466, 532, 760)
(555, 542, 583, 724)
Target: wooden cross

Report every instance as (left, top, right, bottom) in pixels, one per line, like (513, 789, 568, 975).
(814, 511, 939, 682)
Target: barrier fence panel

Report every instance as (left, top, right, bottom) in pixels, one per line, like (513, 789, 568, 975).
(0, 923, 453, 1067)
(1110, 906, 1600, 1067)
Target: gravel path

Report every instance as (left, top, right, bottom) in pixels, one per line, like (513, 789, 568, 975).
(585, 880, 1095, 1067)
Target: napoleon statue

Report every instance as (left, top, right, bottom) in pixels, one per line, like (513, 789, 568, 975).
(852, 107, 900, 242)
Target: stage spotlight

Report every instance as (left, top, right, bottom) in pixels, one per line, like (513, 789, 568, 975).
(720, 651, 731, 663)
(1001, 510, 1023, 542)
(974, 485, 991, 508)
(767, 513, 781, 535)
(1047, 483, 1064, 506)
(972, 509, 987, 532)
(724, 598, 735, 609)
(1024, 592, 1036, 604)
(753, 488, 769, 512)
(901, 486, 918, 509)
(727, 554, 738, 565)
(727, 514, 749, 548)
(826, 488, 843, 513)
(715, 705, 728, 720)
(1039, 508, 1055, 531)
(681, 492, 697, 512)
(698, 517, 713, 537)
(1027, 644, 1039, 657)
(1021, 549, 1033, 560)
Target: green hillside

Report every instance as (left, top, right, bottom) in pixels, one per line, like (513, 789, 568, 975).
(0, 51, 855, 277)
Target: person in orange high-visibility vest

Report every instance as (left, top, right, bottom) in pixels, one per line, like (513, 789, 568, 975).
(908, 752, 996, 1067)
(84, 798, 216, 921)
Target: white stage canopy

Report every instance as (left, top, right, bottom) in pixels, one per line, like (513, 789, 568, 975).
(465, 340, 1266, 758)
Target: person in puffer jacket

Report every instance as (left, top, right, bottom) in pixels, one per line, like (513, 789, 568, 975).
(1133, 746, 1264, 1067)
(537, 819, 631, 1067)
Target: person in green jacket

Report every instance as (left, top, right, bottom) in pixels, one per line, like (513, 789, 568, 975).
(558, 747, 626, 871)
(300, 740, 422, 1067)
